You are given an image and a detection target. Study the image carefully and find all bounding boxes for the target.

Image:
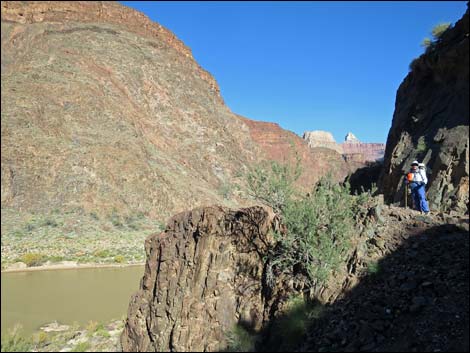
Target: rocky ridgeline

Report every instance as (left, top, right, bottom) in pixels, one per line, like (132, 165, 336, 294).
(303, 130, 385, 163)
(379, 9, 469, 213)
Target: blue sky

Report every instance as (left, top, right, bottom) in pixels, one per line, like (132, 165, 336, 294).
(120, 1, 467, 143)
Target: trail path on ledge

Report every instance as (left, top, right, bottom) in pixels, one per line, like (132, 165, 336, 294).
(301, 205, 469, 352)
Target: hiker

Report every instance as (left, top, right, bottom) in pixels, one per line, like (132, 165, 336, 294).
(405, 160, 430, 214)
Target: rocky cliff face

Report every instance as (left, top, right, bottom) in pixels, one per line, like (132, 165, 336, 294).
(379, 9, 469, 213)
(1, 1, 264, 220)
(342, 142, 386, 162)
(120, 205, 279, 352)
(303, 130, 344, 154)
(1, 1, 359, 222)
(238, 117, 353, 187)
(303, 130, 385, 163)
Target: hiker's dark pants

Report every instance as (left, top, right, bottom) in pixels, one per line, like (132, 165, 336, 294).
(410, 182, 430, 212)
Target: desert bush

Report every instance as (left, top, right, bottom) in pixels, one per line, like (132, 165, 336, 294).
(418, 22, 451, 53)
(367, 260, 381, 275)
(1, 325, 32, 352)
(32, 331, 48, 346)
(109, 210, 123, 228)
(20, 252, 47, 267)
(225, 324, 256, 352)
(70, 341, 91, 352)
(86, 320, 99, 332)
(43, 218, 59, 227)
(89, 212, 100, 220)
(246, 158, 301, 213)
(272, 178, 358, 293)
(421, 37, 432, 48)
(416, 136, 427, 153)
(431, 22, 451, 39)
(247, 159, 366, 295)
(264, 296, 324, 351)
(114, 255, 126, 263)
(93, 249, 112, 258)
(218, 182, 233, 200)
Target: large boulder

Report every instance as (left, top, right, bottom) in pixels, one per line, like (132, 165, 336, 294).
(120, 205, 279, 352)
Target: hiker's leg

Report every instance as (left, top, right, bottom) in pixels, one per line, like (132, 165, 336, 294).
(411, 185, 421, 211)
(418, 185, 430, 213)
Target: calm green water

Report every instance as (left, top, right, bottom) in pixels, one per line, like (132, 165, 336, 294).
(1, 265, 144, 336)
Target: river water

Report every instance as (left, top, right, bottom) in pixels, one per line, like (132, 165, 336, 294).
(1, 265, 144, 336)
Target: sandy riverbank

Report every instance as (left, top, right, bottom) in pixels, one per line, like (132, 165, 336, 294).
(1, 261, 145, 273)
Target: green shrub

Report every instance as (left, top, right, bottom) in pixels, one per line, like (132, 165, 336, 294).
(86, 320, 99, 333)
(93, 249, 112, 258)
(109, 210, 123, 228)
(24, 223, 36, 232)
(431, 22, 451, 39)
(246, 158, 301, 213)
(114, 255, 125, 263)
(48, 255, 65, 263)
(70, 341, 91, 352)
(367, 261, 381, 275)
(1, 325, 33, 352)
(21, 253, 47, 267)
(95, 327, 111, 338)
(273, 178, 357, 293)
(421, 37, 432, 48)
(265, 296, 324, 351)
(11, 230, 25, 238)
(32, 331, 48, 346)
(416, 136, 427, 153)
(226, 324, 256, 352)
(247, 158, 366, 295)
(417, 22, 451, 56)
(43, 218, 58, 227)
(219, 182, 233, 200)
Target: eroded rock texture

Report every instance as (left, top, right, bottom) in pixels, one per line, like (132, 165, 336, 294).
(379, 10, 469, 213)
(120, 206, 279, 352)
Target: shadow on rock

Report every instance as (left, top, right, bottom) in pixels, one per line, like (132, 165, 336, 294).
(290, 223, 469, 352)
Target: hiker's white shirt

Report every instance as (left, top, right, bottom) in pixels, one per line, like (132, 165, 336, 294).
(412, 169, 428, 185)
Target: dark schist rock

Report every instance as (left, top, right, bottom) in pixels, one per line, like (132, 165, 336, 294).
(120, 205, 280, 352)
(379, 9, 469, 213)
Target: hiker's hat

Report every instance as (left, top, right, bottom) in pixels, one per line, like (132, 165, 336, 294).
(418, 163, 425, 168)
(411, 160, 419, 166)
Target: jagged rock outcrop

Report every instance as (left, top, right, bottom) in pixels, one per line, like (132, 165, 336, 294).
(303, 130, 344, 154)
(379, 9, 469, 213)
(238, 117, 353, 187)
(120, 205, 279, 352)
(345, 132, 360, 143)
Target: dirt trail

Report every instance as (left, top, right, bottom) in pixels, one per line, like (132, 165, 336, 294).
(301, 206, 469, 352)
